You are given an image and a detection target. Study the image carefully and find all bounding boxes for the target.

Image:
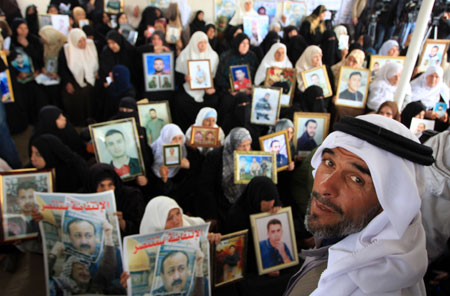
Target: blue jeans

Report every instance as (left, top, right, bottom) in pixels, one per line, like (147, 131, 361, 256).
(398, 22, 416, 47)
(375, 24, 396, 51)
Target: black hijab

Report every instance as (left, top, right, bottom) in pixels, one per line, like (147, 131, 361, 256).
(190, 11, 206, 36)
(204, 24, 218, 50)
(259, 31, 280, 57)
(401, 101, 426, 128)
(303, 85, 328, 112)
(25, 5, 38, 36)
(320, 30, 340, 66)
(287, 35, 307, 65)
(231, 33, 250, 55)
(282, 26, 297, 44)
(100, 30, 135, 80)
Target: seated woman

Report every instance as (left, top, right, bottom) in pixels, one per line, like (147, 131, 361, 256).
(400, 101, 426, 129)
(378, 40, 400, 56)
(104, 64, 136, 120)
(228, 0, 258, 27)
(254, 43, 292, 86)
(376, 101, 401, 121)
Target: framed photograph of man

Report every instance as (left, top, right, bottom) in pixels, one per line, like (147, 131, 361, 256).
(417, 39, 450, 73)
(0, 169, 53, 242)
(234, 151, 277, 184)
(0, 52, 15, 103)
(89, 118, 145, 181)
(410, 118, 435, 135)
(50, 14, 70, 36)
(250, 87, 282, 126)
(254, 1, 278, 23)
(259, 131, 291, 172)
(250, 207, 299, 275)
(149, 0, 171, 10)
(39, 14, 52, 28)
(214, 0, 236, 20)
(190, 126, 220, 148)
(434, 102, 448, 118)
(163, 144, 182, 167)
(143, 52, 174, 92)
(369, 56, 405, 80)
(166, 25, 181, 44)
(243, 15, 269, 46)
(335, 66, 370, 109)
(104, 0, 124, 14)
(213, 229, 248, 287)
(11, 47, 34, 84)
(293, 112, 330, 157)
(283, 1, 307, 27)
(229, 65, 252, 92)
(301, 65, 333, 98)
(264, 67, 296, 106)
(137, 100, 172, 145)
(188, 60, 213, 90)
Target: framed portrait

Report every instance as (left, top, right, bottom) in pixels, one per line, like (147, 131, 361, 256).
(243, 15, 269, 46)
(369, 56, 405, 80)
(254, 1, 278, 23)
(0, 169, 53, 242)
(283, 1, 307, 27)
(234, 151, 277, 184)
(434, 102, 448, 119)
(89, 118, 145, 181)
(166, 26, 181, 44)
(11, 47, 35, 84)
(229, 65, 252, 92)
(214, 0, 236, 20)
(417, 39, 450, 73)
(188, 59, 213, 90)
(149, 0, 171, 9)
(0, 52, 15, 103)
(39, 14, 52, 28)
(301, 65, 333, 98)
(143, 52, 175, 92)
(190, 126, 219, 148)
(44, 57, 58, 74)
(264, 67, 296, 106)
(410, 118, 435, 134)
(137, 100, 172, 145)
(259, 130, 291, 172)
(50, 14, 70, 36)
(78, 19, 90, 28)
(250, 207, 299, 275)
(250, 86, 282, 126)
(293, 112, 330, 157)
(162, 144, 182, 167)
(213, 229, 248, 287)
(120, 24, 138, 45)
(335, 66, 370, 109)
(104, 0, 124, 14)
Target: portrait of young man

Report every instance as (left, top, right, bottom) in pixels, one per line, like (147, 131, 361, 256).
(269, 139, 288, 167)
(145, 108, 166, 144)
(259, 218, 293, 269)
(297, 119, 318, 151)
(339, 71, 364, 102)
(103, 129, 140, 178)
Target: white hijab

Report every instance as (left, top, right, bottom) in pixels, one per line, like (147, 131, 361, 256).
(139, 196, 205, 234)
(185, 107, 225, 145)
(254, 43, 292, 86)
(229, 0, 258, 27)
(295, 45, 322, 91)
(378, 40, 399, 56)
(63, 28, 98, 87)
(309, 114, 427, 295)
(367, 62, 409, 111)
(175, 31, 219, 102)
(410, 65, 450, 109)
(151, 124, 187, 178)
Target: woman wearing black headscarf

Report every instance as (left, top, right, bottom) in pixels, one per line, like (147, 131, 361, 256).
(104, 64, 135, 120)
(136, 6, 162, 46)
(84, 163, 145, 236)
(30, 134, 88, 192)
(282, 26, 298, 45)
(401, 101, 427, 129)
(299, 5, 327, 45)
(320, 30, 341, 67)
(301, 85, 329, 113)
(286, 35, 307, 65)
(205, 24, 221, 54)
(257, 31, 280, 60)
(90, 10, 112, 39)
(24, 5, 39, 36)
(190, 11, 206, 36)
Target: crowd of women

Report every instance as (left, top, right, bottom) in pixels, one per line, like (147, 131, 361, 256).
(0, 0, 450, 295)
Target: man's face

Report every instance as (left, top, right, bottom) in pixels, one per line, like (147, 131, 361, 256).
(306, 122, 317, 137)
(68, 221, 96, 255)
(161, 252, 188, 292)
(430, 46, 438, 57)
(150, 110, 157, 119)
(270, 141, 280, 154)
(235, 70, 245, 81)
(311, 75, 320, 85)
(105, 133, 126, 159)
(17, 188, 35, 215)
(154, 59, 164, 72)
(267, 223, 282, 246)
(264, 94, 270, 101)
(71, 262, 91, 285)
(305, 147, 381, 239)
(417, 123, 426, 133)
(169, 148, 175, 155)
(348, 74, 361, 92)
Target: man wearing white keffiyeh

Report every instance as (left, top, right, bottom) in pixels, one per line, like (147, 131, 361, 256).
(284, 114, 434, 296)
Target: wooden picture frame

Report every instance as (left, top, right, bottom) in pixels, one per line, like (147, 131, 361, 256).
(0, 52, 15, 103)
(89, 118, 146, 181)
(229, 64, 252, 92)
(143, 52, 175, 92)
(301, 65, 333, 98)
(250, 86, 282, 126)
(417, 39, 450, 73)
(213, 229, 248, 287)
(293, 112, 330, 158)
(188, 59, 213, 90)
(234, 151, 277, 184)
(104, 0, 124, 14)
(259, 130, 291, 172)
(162, 144, 182, 167)
(264, 67, 296, 106)
(166, 25, 181, 44)
(369, 56, 405, 80)
(137, 100, 172, 145)
(335, 66, 371, 109)
(190, 126, 220, 148)
(250, 207, 299, 275)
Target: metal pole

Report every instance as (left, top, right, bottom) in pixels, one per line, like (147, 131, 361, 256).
(394, 0, 436, 109)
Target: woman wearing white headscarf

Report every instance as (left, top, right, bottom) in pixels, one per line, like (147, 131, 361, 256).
(229, 0, 258, 27)
(367, 62, 409, 111)
(378, 39, 400, 56)
(185, 107, 225, 153)
(295, 45, 327, 92)
(174, 31, 220, 131)
(331, 48, 365, 87)
(58, 28, 98, 126)
(254, 43, 293, 85)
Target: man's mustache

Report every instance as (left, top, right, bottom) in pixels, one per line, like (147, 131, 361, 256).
(311, 191, 344, 216)
(79, 244, 92, 250)
(172, 279, 183, 287)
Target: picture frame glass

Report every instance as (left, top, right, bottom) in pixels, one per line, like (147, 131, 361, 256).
(234, 151, 276, 184)
(370, 57, 405, 80)
(336, 67, 370, 108)
(295, 117, 326, 152)
(418, 42, 448, 71)
(302, 66, 332, 97)
(264, 68, 296, 106)
(138, 102, 171, 145)
(260, 132, 290, 170)
(251, 87, 281, 125)
(230, 65, 252, 91)
(188, 60, 213, 90)
(143, 53, 174, 91)
(191, 126, 219, 147)
(163, 144, 181, 166)
(410, 118, 435, 134)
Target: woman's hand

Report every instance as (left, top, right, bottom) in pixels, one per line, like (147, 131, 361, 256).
(114, 211, 126, 232)
(180, 158, 190, 169)
(66, 82, 75, 94)
(184, 75, 191, 83)
(205, 88, 216, 95)
(120, 271, 130, 288)
(160, 166, 169, 183)
(207, 232, 221, 244)
(136, 175, 148, 186)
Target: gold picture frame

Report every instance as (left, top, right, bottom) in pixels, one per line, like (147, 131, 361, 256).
(264, 67, 296, 107)
(335, 66, 371, 109)
(369, 55, 405, 80)
(0, 51, 15, 103)
(301, 65, 333, 98)
(417, 39, 450, 73)
(190, 126, 220, 148)
(234, 151, 277, 184)
(188, 59, 214, 90)
(259, 130, 291, 172)
(250, 86, 282, 126)
(229, 64, 252, 92)
(293, 112, 330, 158)
(104, 0, 124, 14)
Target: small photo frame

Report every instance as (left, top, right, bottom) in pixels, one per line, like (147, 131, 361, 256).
(301, 65, 333, 98)
(410, 118, 435, 134)
(369, 56, 405, 80)
(417, 39, 450, 73)
(0, 52, 15, 103)
(0, 169, 53, 242)
(50, 14, 70, 36)
(190, 126, 219, 148)
(188, 59, 213, 90)
(434, 102, 448, 119)
(120, 24, 138, 45)
(89, 118, 145, 181)
(143, 52, 175, 92)
(283, 1, 307, 27)
(335, 66, 370, 109)
(44, 57, 58, 74)
(264, 67, 296, 106)
(259, 131, 291, 172)
(243, 15, 269, 46)
(78, 19, 90, 28)
(234, 151, 277, 184)
(250, 87, 282, 126)
(214, 0, 236, 20)
(39, 15, 52, 28)
(149, 0, 171, 9)
(166, 26, 181, 44)
(162, 144, 182, 167)
(104, 0, 124, 14)
(293, 112, 330, 157)
(250, 207, 299, 275)
(137, 100, 172, 145)
(230, 65, 252, 92)
(213, 229, 248, 287)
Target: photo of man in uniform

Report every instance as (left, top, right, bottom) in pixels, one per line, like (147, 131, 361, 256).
(270, 139, 288, 167)
(104, 129, 140, 177)
(259, 218, 293, 269)
(145, 108, 166, 144)
(255, 93, 273, 121)
(339, 71, 364, 102)
(297, 119, 318, 151)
